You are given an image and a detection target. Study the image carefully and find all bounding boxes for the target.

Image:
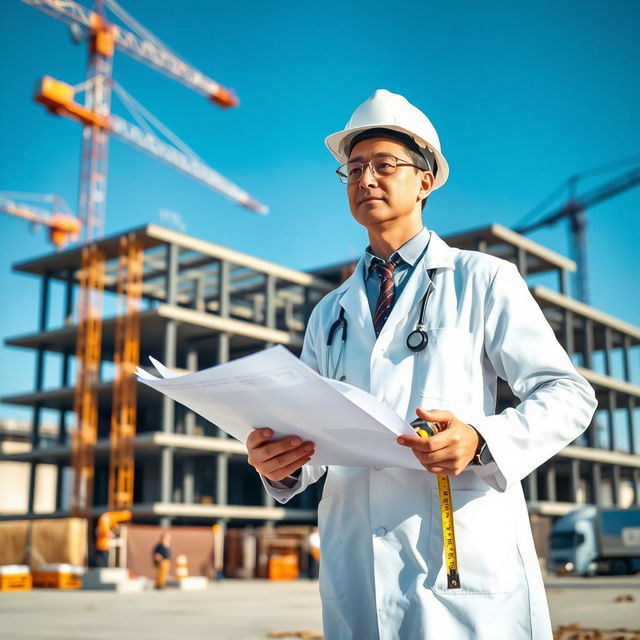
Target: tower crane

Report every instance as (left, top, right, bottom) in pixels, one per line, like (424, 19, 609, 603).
(0, 192, 81, 248)
(20, 0, 267, 527)
(515, 163, 640, 303)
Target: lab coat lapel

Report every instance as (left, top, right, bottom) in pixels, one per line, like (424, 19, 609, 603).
(337, 257, 376, 345)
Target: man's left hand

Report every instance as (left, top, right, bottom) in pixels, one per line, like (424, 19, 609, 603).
(396, 408, 481, 475)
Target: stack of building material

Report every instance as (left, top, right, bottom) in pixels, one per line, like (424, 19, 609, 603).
(0, 518, 86, 570)
(32, 563, 84, 589)
(82, 567, 149, 592)
(268, 553, 298, 581)
(0, 565, 31, 591)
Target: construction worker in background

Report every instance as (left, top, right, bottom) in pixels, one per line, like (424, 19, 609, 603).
(246, 89, 597, 639)
(152, 531, 171, 590)
(94, 510, 131, 568)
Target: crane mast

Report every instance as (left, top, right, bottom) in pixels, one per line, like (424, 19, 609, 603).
(20, 0, 266, 532)
(515, 166, 640, 303)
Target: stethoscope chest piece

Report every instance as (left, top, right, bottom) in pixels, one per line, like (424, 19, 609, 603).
(406, 328, 428, 352)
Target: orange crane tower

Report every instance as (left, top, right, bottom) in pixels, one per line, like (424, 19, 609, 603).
(22, 0, 268, 521)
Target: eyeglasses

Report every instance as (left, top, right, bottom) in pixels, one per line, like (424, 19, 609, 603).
(336, 154, 429, 184)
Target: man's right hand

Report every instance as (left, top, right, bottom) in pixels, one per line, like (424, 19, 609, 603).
(246, 428, 315, 483)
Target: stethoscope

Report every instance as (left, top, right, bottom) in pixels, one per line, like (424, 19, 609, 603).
(326, 268, 437, 380)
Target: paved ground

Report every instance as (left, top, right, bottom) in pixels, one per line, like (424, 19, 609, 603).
(0, 577, 639, 639)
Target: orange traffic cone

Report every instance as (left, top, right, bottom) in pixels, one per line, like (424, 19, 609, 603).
(175, 554, 188, 581)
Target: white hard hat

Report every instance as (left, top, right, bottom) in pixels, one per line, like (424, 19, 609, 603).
(325, 89, 449, 191)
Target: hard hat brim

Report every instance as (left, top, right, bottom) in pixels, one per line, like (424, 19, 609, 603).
(325, 124, 449, 191)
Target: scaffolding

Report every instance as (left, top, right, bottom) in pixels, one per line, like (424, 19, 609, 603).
(108, 233, 143, 510)
(71, 244, 105, 518)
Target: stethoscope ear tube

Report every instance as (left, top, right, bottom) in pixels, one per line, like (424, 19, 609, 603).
(327, 307, 347, 346)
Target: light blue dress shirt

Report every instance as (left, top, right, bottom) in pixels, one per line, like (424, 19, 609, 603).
(363, 226, 431, 319)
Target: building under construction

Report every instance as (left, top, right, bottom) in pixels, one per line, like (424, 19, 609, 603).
(1, 222, 639, 557)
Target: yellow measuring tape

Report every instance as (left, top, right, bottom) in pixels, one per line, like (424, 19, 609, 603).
(411, 418, 461, 589)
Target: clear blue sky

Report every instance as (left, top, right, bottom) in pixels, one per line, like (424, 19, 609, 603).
(1, 0, 639, 421)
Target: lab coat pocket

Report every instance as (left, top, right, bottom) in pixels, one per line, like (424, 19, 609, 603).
(317, 494, 345, 600)
(417, 328, 473, 402)
(428, 488, 517, 595)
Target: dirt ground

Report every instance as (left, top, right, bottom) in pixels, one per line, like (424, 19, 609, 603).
(0, 576, 638, 639)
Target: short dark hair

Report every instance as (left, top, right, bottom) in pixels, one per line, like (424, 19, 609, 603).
(404, 147, 432, 211)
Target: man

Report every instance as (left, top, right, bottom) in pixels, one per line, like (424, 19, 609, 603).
(246, 89, 597, 639)
(94, 509, 131, 568)
(152, 531, 171, 590)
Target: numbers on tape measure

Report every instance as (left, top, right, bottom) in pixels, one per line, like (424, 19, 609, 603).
(411, 418, 461, 590)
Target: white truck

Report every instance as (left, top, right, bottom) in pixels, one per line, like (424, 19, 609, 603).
(549, 505, 640, 576)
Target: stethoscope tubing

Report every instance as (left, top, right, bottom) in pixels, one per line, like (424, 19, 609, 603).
(326, 269, 437, 379)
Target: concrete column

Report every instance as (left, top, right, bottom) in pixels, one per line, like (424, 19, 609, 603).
(159, 317, 177, 526)
(603, 328, 613, 376)
(607, 390, 617, 451)
(569, 459, 581, 504)
(217, 259, 230, 368)
(525, 470, 538, 502)
(165, 243, 178, 306)
(582, 319, 594, 370)
(162, 321, 178, 430)
(183, 459, 195, 504)
(29, 271, 51, 514)
(632, 468, 640, 506)
(216, 454, 228, 507)
(545, 465, 557, 502)
(185, 346, 198, 435)
(64, 268, 74, 326)
(628, 397, 637, 455)
(622, 335, 631, 383)
(562, 309, 575, 356)
(516, 247, 527, 278)
(559, 268, 568, 296)
(215, 264, 230, 508)
(194, 275, 205, 312)
(160, 447, 174, 528)
(265, 274, 277, 329)
(590, 462, 602, 506)
(611, 465, 621, 506)
(587, 412, 598, 448)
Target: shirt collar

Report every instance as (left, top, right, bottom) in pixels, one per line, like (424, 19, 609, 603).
(364, 227, 431, 274)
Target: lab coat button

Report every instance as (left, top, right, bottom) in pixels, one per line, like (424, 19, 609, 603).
(375, 527, 387, 537)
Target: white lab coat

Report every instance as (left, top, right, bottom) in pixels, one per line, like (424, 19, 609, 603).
(263, 230, 597, 640)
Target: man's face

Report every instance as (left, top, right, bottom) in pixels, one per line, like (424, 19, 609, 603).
(346, 137, 432, 232)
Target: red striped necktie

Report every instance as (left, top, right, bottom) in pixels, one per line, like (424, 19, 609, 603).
(372, 258, 396, 336)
